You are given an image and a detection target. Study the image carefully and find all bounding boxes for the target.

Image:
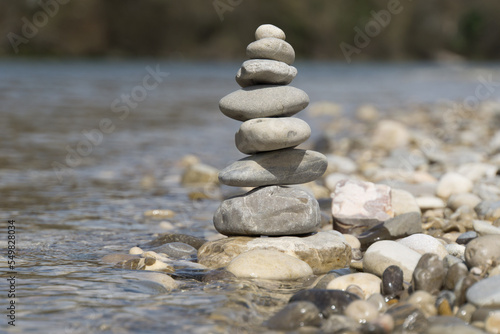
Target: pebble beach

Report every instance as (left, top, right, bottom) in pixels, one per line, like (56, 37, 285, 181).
(3, 40, 500, 334)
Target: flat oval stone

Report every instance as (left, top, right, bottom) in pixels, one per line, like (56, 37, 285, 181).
(235, 117, 311, 154)
(219, 85, 309, 122)
(363, 240, 422, 282)
(255, 24, 286, 40)
(236, 59, 297, 87)
(197, 231, 351, 275)
(218, 149, 327, 187)
(326, 273, 382, 298)
(226, 249, 313, 280)
(247, 38, 295, 64)
(214, 185, 320, 236)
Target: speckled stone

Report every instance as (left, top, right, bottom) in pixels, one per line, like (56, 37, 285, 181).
(235, 117, 310, 154)
(218, 149, 327, 187)
(219, 85, 309, 122)
(266, 301, 322, 331)
(381, 265, 404, 298)
(289, 289, 361, 317)
(331, 179, 394, 235)
(214, 185, 320, 236)
(247, 38, 295, 64)
(236, 60, 297, 87)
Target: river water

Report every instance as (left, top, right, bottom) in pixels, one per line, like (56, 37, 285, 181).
(1, 60, 500, 333)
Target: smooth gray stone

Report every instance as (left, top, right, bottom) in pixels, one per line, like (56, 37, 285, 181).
(219, 85, 309, 122)
(464, 235, 500, 268)
(214, 186, 320, 236)
(466, 275, 500, 307)
(236, 59, 297, 87)
(218, 148, 327, 187)
(246, 37, 295, 64)
(255, 24, 286, 40)
(235, 117, 311, 154)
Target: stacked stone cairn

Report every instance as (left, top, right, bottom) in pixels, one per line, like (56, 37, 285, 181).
(197, 25, 352, 278)
(216, 24, 327, 237)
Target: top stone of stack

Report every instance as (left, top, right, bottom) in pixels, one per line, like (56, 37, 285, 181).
(255, 24, 286, 40)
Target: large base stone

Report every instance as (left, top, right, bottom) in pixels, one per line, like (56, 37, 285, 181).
(214, 185, 320, 236)
(197, 231, 352, 275)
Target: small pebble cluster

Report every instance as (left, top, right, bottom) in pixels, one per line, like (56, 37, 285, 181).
(100, 24, 500, 334)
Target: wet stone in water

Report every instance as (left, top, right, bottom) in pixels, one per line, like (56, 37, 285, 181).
(381, 265, 404, 299)
(266, 301, 322, 331)
(152, 242, 197, 260)
(288, 289, 360, 318)
(202, 268, 236, 283)
(143, 233, 207, 250)
(444, 262, 469, 291)
(412, 253, 446, 295)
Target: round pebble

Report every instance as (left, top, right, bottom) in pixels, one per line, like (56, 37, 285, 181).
(326, 273, 382, 298)
(255, 24, 286, 40)
(412, 253, 445, 295)
(226, 249, 313, 280)
(266, 301, 321, 330)
(465, 235, 500, 269)
(345, 300, 379, 323)
(129, 246, 143, 255)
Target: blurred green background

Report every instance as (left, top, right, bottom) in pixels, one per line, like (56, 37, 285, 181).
(2, 0, 499, 61)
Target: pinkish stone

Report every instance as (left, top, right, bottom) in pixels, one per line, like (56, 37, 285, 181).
(331, 179, 394, 235)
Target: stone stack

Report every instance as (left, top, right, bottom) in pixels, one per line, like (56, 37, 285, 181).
(198, 24, 351, 276)
(215, 24, 328, 236)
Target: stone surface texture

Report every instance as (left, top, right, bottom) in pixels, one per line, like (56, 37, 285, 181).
(235, 117, 310, 154)
(213, 185, 320, 236)
(332, 179, 394, 235)
(236, 59, 297, 87)
(218, 148, 328, 187)
(246, 38, 295, 64)
(198, 231, 352, 274)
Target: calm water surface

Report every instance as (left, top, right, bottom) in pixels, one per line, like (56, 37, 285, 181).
(1, 60, 500, 333)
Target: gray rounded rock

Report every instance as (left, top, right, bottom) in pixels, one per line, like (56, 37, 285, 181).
(236, 59, 297, 87)
(246, 37, 295, 64)
(255, 24, 286, 40)
(466, 275, 500, 307)
(218, 148, 327, 187)
(214, 185, 320, 236)
(465, 235, 500, 268)
(235, 117, 311, 154)
(266, 301, 322, 330)
(412, 253, 445, 295)
(219, 85, 309, 122)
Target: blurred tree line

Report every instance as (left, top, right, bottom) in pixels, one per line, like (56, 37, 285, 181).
(1, 0, 499, 61)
